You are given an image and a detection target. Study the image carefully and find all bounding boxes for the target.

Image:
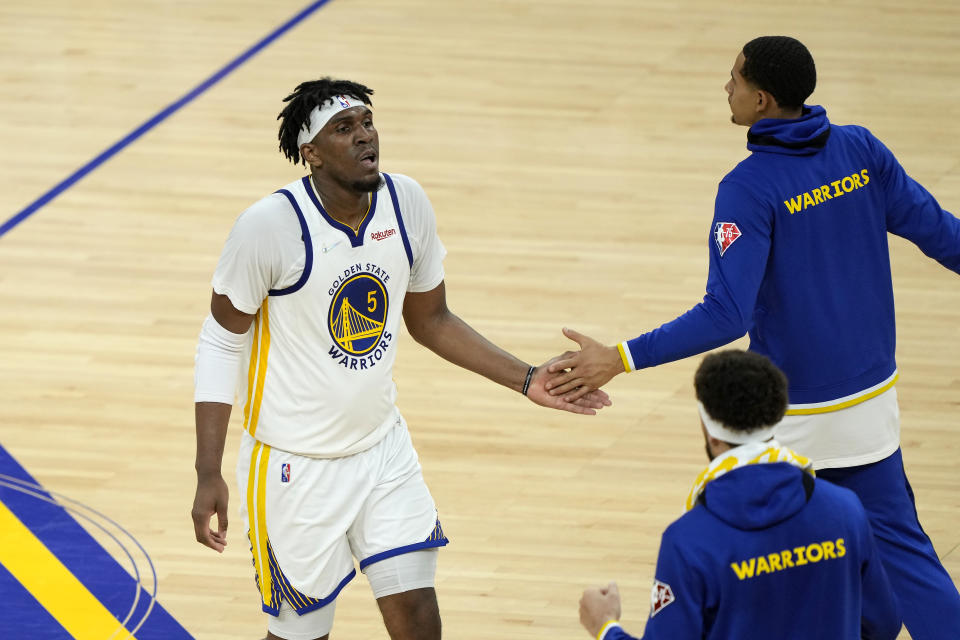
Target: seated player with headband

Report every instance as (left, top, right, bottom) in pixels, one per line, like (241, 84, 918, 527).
(578, 350, 901, 640)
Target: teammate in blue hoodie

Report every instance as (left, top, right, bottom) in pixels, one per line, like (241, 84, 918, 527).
(579, 350, 900, 640)
(551, 36, 960, 639)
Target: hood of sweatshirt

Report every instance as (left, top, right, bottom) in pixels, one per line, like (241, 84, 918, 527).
(746, 104, 831, 156)
(700, 463, 812, 531)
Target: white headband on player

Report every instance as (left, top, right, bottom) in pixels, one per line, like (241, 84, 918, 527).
(697, 401, 776, 445)
(297, 95, 368, 147)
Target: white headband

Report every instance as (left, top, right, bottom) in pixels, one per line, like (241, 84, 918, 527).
(297, 95, 367, 147)
(697, 402, 776, 445)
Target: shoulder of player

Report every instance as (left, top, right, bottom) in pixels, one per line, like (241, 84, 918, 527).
(826, 120, 874, 140)
(382, 171, 418, 187)
(653, 511, 719, 572)
(809, 479, 875, 547)
(382, 172, 428, 199)
(380, 172, 435, 221)
(715, 170, 769, 212)
(833, 123, 891, 164)
(809, 476, 864, 513)
(231, 190, 305, 240)
(661, 506, 714, 543)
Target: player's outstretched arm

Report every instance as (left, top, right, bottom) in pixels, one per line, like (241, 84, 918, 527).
(546, 328, 626, 401)
(403, 283, 611, 415)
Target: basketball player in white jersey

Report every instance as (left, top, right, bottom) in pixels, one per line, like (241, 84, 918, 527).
(191, 78, 611, 640)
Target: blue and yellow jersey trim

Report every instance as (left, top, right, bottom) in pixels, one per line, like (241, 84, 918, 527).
(246, 440, 273, 609)
(617, 342, 634, 373)
(358, 520, 449, 571)
(243, 299, 271, 438)
(248, 533, 356, 616)
(303, 175, 377, 246)
(597, 620, 623, 640)
(785, 371, 898, 416)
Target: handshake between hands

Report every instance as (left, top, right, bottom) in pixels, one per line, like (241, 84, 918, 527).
(526, 328, 627, 416)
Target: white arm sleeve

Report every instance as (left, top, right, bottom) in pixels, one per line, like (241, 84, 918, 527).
(194, 314, 248, 404)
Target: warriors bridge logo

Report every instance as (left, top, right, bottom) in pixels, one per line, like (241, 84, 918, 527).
(328, 271, 393, 370)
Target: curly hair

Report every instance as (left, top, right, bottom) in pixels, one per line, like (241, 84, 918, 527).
(277, 78, 375, 165)
(741, 36, 816, 110)
(694, 350, 788, 433)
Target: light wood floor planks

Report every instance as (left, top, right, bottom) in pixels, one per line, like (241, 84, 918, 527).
(1, 1, 957, 638)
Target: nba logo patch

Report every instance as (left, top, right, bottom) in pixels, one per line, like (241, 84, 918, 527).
(280, 463, 291, 483)
(649, 579, 675, 617)
(337, 95, 351, 108)
(714, 222, 741, 256)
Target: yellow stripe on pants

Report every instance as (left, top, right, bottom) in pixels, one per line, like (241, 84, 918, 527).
(247, 441, 274, 609)
(0, 500, 140, 640)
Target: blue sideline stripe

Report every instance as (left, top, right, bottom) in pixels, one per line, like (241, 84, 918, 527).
(0, 562, 72, 639)
(0, 0, 335, 239)
(0, 445, 193, 639)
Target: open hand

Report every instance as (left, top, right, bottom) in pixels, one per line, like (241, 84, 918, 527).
(525, 352, 612, 415)
(545, 328, 626, 402)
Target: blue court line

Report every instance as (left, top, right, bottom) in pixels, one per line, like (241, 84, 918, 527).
(0, 0, 335, 239)
(0, 445, 191, 639)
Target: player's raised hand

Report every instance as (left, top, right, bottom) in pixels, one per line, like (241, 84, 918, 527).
(525, 353, 612, 414)
(545, 328, 625, 402)
(192, 473, 230, 553)
(579, 581, 622, 638)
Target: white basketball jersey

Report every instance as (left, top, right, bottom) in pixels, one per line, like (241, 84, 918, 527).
(212, 173, 445, 457)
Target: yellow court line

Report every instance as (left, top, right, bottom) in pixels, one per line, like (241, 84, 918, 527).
(0, 500, 139, 640)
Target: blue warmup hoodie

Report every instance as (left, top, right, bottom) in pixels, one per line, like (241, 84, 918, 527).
(622, 107, 960, 404)
(605, 463, 901, 639)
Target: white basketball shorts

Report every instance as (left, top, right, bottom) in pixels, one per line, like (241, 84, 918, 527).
(236, 413, 448, 617)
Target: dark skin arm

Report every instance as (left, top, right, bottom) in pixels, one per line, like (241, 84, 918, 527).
(193, 285, 611, 552)
(191, 291, 254, 552)
(403, 282, 611, 414)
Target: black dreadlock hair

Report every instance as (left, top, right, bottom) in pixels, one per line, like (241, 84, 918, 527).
(741, 36, 816, 110)
(277, 78, 375, 165)
(694, 350, 788, 435)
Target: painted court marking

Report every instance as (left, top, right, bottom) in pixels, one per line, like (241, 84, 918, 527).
(1, 1, 339, 636)
(0, 500, 143, 640)
(0, 474, 156, 638)
(0, 444, 191, 639)
(0, 0, 335, 238)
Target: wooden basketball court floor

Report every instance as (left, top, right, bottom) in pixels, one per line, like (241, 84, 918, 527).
(1, 0, 957, 638)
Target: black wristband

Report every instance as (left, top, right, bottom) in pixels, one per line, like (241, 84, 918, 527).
(521, 365, 536, 396)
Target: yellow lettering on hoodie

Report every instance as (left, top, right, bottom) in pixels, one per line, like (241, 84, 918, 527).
(730, 558, 757, 580)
